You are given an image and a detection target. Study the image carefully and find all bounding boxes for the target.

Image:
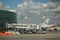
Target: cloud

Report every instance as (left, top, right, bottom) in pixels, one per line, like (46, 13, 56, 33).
(16, 1, 48, 14)
(0, 2, 10, 10)
(48, 0, 60, 25)
(48, 0, 60, 16)
(16, 0, 60, 24)
(0, 2, 3, 9)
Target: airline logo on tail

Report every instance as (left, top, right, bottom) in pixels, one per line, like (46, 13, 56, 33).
(42, 18, 50, 25)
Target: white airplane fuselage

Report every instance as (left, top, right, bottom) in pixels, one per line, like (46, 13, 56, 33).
(40, 18, 56, 30)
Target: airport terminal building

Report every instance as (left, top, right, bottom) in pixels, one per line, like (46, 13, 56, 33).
(0, 10, 17, 31)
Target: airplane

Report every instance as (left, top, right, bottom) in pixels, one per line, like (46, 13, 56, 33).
(40, 18, 50, 29)
(27, 18, 55, 34)
(39, 18, 57, 34)
(47, 20, 57, 31)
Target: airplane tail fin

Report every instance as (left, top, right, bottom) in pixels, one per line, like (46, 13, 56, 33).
(51, 20, 56, 28)
(42, 18, 50, 25)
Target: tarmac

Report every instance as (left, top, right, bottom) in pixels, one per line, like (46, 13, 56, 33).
(0, 31, 60, 40)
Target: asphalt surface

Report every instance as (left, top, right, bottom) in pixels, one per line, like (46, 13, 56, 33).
(0, 31, 60, 40)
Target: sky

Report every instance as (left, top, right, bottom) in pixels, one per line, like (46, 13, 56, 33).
(1, 0, 48, 9)
(1, 0, 24, 9)
(0, 0, 60, 25)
